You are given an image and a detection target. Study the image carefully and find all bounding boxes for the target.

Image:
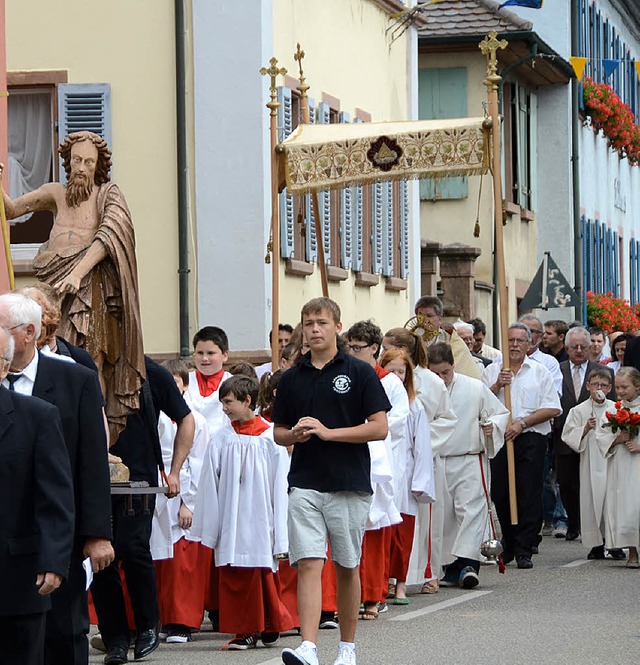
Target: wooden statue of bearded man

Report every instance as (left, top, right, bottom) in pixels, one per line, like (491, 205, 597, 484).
(2, 131, 145, 444)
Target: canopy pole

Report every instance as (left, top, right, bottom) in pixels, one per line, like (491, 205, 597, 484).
(480, 32, 518, 525)
(261, 57, 287, 369)
(295, 43, 329, 298)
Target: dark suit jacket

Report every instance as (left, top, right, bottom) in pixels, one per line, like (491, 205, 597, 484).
(55, 336, 99, 374)
(624, 336, 640, 371)
(553, 359, 615, 455)
(32, 352, 111, 544)
(0, 387, 74, 617)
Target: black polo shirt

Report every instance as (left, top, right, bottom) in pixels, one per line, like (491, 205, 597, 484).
(272, 349, 391, 494)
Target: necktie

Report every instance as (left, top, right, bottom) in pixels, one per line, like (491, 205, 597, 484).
(572, 365, 582, 399)
(6, 373, 22, 391)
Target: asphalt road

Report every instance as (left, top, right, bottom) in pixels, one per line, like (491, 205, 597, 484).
(89, 536, 640, 665)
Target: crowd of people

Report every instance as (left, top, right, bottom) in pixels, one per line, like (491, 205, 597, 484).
(3, 288, 640, 665)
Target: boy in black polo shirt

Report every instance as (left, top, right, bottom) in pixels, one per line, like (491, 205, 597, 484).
(273, 297, 391, 665)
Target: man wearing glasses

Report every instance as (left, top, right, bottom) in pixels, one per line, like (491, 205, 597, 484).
(482, 323, 561, 569)
(552, 327, 615, 542)
(518, 315, 562, 394)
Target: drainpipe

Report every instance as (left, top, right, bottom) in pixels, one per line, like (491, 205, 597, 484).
(175, 0, 190, 356)
(571, 0, 583, 321)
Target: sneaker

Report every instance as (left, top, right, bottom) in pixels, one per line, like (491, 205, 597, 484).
(166, 625, 192, 643)
(459, 566, 479, 589)
(333, 644, 357, 665)
(378, 601, 388, 613)
(439, 573, 459, 587)
(90, 634, 106, 653)
(261, 632, 280, 647)
(541, 521, 554, 536)
(552, 525, 567, 538)
(158, 626, 169, 641)
(319, 611, 339, 629)
(226, 633, 258, 650)
(282, 641, 319, 665)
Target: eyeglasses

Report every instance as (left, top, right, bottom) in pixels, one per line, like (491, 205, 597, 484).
(568, 344, 589, 351)
(529, 329, 542, 335)
(347, 343, 371, 353)
(508, 338, 529, 345)
(7, 323, 27, 331)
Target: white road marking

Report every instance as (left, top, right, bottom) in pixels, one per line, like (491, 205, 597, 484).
(389, 590, 493, 621)
(561, 559, 591, 568)
(257, 657, 285, 665)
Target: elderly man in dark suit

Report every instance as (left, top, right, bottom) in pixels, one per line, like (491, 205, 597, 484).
(0, 292, 113, 665)
(0, 326, 75, 665)
(553, 326, 615, 541)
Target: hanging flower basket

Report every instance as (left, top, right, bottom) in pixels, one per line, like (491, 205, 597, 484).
(583, 78, 640, 165)
(586, 291, 640, 333)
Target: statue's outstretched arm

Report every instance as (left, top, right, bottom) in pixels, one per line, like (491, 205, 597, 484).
(0, 169, 58, 218)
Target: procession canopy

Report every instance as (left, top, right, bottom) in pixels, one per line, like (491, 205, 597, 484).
(277, 117, 490, 194)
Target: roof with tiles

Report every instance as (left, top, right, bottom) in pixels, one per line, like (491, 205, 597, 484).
(417, 0, 533, 38)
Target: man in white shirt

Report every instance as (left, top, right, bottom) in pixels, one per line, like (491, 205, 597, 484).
(482, 323, 561, 569)
(518, 315, 562, 394)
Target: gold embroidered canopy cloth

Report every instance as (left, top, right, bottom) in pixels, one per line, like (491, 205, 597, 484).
(277, 117, 490, 194)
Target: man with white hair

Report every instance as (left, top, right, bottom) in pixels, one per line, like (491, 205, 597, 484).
(0, 326, 75, 665)
(453, 321, 491, 368)
(518, 315, 562, 394)
(0, 292, 112, 665)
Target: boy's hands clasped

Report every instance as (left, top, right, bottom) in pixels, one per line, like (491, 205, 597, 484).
(292, 417, 331, 442)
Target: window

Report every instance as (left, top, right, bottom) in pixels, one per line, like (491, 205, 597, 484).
(583, 216, 619, 297)
(630, 239, 640, 306)
(418, 67, 468, 200)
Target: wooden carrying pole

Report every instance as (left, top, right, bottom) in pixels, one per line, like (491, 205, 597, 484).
(480, 32, 518, 525)
(295, 44, 329, 297)
(261, 57, 287, 369)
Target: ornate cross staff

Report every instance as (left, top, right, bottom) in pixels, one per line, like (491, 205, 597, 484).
(261, 56, 286, 369)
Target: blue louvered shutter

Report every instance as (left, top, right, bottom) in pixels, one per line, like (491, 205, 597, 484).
(372, 183, 384, 274)
(613, 231, 620, 297)
(353, 117, 364, 272)
(277, 87, 295, 259)
(317, 102, 331, 264)
(304, 97, 317, 262)
(58, 83, 111, 183)
(630, 240, 636, 305)
(382, 182, 394, 277)
(399, 180, 410, 279)
(339, 111, 353, 269)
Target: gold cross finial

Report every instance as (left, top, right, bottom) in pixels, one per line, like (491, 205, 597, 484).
(294, 43, 310, 100)
(260, 56, 287, 116)
(479, 31, 508, 80)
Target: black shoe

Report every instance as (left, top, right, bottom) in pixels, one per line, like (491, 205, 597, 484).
(588, 545, 606, 560)
(531, 545, 539, 554)
(133, 626, 159, 660)
(207, 610, 219, 632)
(565, 530, 580, 541)
(516, 555, 533, 569)
(104, 645, 128, 665)
(608, 548, 626, 560)
(260, 631, 280, 647)
(319, 610, 338, 629)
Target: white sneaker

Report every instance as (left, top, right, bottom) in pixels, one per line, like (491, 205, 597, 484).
(282, 641, 319, 665)
(333, 644, 357, 665)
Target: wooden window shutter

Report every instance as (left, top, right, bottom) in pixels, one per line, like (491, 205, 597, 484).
(277, 87, 295, 259)
(317, 102, 331, 265)
(57, 83, 111, 183)
(352, 117, 364, 272)
(399, 180, 410, 279)
(418, 68, 468, 201)
(303, 97, 317, 262)
(382, 181, 394, 276)
(372, 183, 384, 274)
(339, 111, 353, 269)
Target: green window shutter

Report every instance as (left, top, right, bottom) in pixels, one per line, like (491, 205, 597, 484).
(418, 68, 468, 200)
(58, 83, 111, 183)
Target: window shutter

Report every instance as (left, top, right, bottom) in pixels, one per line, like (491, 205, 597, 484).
(529, 90, 537, 213)
(613, 231, 620, 297)
(399, 180, 410, 279)
(516, 85, 530, 210)
(277, 87, 295, 259)
(630, 239, 636, 305)
(317, 102, 331, 265)
(372, 183, 384, 274)
(339, 111, 353, 269)
(418, 68, 468, 200)
(353, 117, 364, 272)
(581, 216, 588, 296)
(308, 97, 316, 124)
(382, 182, 394, 277)
(302, 97, 317, 262)
(58, 83, 111, 183)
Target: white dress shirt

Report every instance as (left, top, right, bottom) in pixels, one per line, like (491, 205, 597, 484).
(1, 350, 39, 396)
(530, 347, 563, 395)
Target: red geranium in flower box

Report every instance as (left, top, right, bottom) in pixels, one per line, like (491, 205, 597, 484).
(586, 291, 640, 334)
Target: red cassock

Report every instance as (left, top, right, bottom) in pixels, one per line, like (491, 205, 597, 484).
(276, 560, 299, 627)
(321, 557, 338, 612)
(359, 527, 392, 604)
(388, 514, 416, 584)
(217, 566, 294, 634)
(155, 539, 212, 630)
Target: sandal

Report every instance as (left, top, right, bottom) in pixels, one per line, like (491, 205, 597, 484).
(360, 602, 379, 620)
(386, 583, 396, 599)
(626, 559, 640, 569)
(420, 580, 439, 594)
(392, 597, 409, 605)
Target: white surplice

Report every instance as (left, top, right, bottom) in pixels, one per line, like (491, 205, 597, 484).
(562, 398, 613, 549)
(407, 366, 458, 584)
(596, 396, 640, 549)
(188, 419, 290, 572)
(150, 410, 210, 560)
(437, 373, 509, 566)
(185, 370, 232, 434)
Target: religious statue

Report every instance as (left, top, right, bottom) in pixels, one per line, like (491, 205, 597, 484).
(2, 131, 145, 443)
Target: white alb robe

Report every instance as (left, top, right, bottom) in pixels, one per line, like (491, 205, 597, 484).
(188, 419, 290, 572)
(596, 396, 640, 549)
(436, 373, 509, 566)
(150, 410, 210, 560)
(185, 370, 232, 435)
(562, 398, 613, 549)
